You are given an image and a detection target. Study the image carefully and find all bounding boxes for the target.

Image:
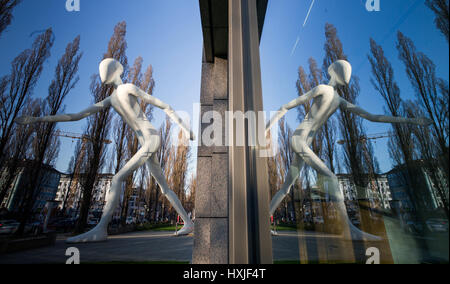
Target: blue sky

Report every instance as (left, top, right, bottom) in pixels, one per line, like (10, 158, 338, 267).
(260, 0, 449, 173)
(0, 0, 204, 173)
(0, 0, 448, 174)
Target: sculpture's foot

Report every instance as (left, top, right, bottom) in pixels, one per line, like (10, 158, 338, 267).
(174, 222, 194, 236)
(66, 226, 107, 244)
(344, 221, 382, 241)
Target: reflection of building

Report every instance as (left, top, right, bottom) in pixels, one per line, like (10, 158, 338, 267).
(55, 173, 113, 218)
(337, 174, 392, 209)
(386, 160, 448, 213)
(0, 161, 61, 214)
(126, 187, 147, 222)
(56, 174, 147, 222)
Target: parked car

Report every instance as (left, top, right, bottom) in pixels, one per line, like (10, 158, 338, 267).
(350, 218, 361, 226)
(404, 220, 424, 234)
(426, 219, 449, 233)
(25, 221, 42, 235)
(0, 220, 43, 235)
(0, 220, 20, 235)
(126, 217, 136, 225)
(48, 218, 77, 232)
(87, 218, 100, 227)
(313, 216, 324, 224)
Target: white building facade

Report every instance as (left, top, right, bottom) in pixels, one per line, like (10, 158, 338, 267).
(337, 174, 392, 210)
(55, 173, 114, 218)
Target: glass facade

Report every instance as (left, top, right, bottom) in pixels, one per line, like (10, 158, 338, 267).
(260, 0, 448, 264)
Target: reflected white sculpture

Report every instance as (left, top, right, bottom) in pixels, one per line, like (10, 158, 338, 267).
(266, 60, 432, 241)
(16, 58, 195, 243)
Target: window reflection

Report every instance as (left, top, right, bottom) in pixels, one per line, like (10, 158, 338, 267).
(263, 0, 449, 264)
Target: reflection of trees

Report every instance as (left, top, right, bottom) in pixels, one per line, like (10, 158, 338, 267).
(368, 33, 449, 218)
(267, 118, 296, 223)
(0, 0, 21, 39)
(425, 0, 449, 43)
(324, 23, 373, 191)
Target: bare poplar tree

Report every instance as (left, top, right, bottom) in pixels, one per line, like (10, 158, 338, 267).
(16, 35, 82, 235)
(62, 139, 83, 215)
(151, 117, 172, 222)
(120, 57, 155, 225)
(0, 0, 21, 39)
(405, 101, 449, 215)
(425, 0, 449, 43)
(0, 28, 54, 169)
(323, 23, 377, 189)
(276, 117, 295, 221)
(296, 57, 336, 173)
(112, 116, 127, 175)
(185, 173, 196, 215)
(368, 38, 425, 212)
(75, 22, 128, 234)
(397, 31, 449, 182)
(170, 130, 191, 210)
(0, 98, 40, 205)
(267, 130, 280, 203)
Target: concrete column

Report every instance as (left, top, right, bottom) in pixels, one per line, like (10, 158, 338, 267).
(192, 55, 229, 264)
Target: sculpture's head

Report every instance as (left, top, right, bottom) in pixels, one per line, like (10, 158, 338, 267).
(99, 58, 124, 85)
(328, 60, 352, 86)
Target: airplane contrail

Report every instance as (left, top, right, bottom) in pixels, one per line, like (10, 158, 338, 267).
(290, 36, 301, 57)
(303, 0, 316, 27)
(291, 0, 316, 56)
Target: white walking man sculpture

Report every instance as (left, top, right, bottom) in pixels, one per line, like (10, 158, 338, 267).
(16, 58, 195, 243)
(266, 60, 432, 240)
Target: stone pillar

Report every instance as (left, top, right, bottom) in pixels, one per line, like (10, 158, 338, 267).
(192, 55, 229, 264)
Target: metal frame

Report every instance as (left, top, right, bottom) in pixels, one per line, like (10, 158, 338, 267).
(228, 0, 272, 264)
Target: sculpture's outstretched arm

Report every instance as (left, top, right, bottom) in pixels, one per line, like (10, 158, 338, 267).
(15, 97, 112, 125)
(125, 84, 195, 140)
(340, 98, 433, 126)
(266, 88, 316, 134)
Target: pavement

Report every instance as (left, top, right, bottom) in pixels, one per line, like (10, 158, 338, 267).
(0, 229, 447, 264)
(0, 231, 193, 264)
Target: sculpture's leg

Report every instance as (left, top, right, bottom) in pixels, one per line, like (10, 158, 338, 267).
(147, 156, 194, 236)
(66, 146, 150, 244)
(269, 154, 304, 217)
(297, 144, 381, 241)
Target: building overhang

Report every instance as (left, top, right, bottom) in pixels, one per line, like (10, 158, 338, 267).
(199, 0, 268, 62)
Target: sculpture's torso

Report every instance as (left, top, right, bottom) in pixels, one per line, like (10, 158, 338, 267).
(292, 84, 341, 152)
(110, 85, 160, 151)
